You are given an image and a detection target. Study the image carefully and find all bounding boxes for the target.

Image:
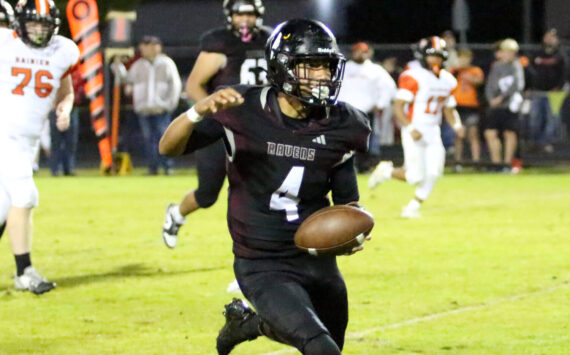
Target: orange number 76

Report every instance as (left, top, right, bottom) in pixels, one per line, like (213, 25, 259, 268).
(11, 67, 54, 98)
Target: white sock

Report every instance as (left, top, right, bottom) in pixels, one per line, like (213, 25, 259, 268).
(407, 199, 421, 210)
(384, 165, 394, 179)
(171, 205, 186, 224)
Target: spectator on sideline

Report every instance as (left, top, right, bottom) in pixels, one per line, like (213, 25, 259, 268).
(527, 29, 567, 153)
(49, 68, 84, 176)
(450, 48, 485, 169)
(484, 39, 525, 170)
(126, 35, 181, 175)
(338, 42, 396, 171)
(442, 30, 460, 69)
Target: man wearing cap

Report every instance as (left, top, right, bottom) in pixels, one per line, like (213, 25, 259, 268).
(484, 38, 525, 170)
(126, 35, 182, 175)
(338, 42, 396, 172)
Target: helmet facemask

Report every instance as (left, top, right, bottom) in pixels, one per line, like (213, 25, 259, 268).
(15, 0, 60, 48)
(281, 55, 345, 106)
(23, 20, 56, 47)
(415, 37, 448, 76)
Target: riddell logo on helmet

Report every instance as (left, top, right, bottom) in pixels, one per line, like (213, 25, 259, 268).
(317, 48, 334, 54)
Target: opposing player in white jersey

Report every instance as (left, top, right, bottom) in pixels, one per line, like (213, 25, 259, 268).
(0, 0, 79, 294)
(369, 37, 464, 218)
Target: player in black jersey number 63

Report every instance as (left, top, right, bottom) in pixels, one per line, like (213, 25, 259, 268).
(160, 19, 371, 355)
(161, 0, 272, 250)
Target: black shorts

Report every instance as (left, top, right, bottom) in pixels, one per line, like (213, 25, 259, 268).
(457, 106, 480, 127)
(486, 108, 519, 133)
(234, 255, 348, 351)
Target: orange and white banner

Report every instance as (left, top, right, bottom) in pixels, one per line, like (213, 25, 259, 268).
(67, 0, 112, 171)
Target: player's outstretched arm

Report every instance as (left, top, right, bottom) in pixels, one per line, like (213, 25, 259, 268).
(159, 88, 244, 156)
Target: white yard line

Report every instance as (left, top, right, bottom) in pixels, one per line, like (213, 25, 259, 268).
(261, 279, 570, 355)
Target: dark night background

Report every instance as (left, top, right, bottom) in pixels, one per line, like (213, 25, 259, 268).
(47, 0, 565, 45)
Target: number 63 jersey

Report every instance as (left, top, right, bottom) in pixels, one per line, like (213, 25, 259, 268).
(200, 26, 272, 93)
(0, 28, 79, 139)
(206, 85, 370, 258)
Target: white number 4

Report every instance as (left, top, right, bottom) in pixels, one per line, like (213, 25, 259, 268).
(270, 166, 304, 222)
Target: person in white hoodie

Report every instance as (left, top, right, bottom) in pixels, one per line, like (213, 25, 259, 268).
(127, 35, 182, 175)
(338, 42, 396, 171)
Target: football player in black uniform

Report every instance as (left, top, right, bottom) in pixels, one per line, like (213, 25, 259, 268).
(160, 19, 371, 355)
(162, 0, 272, 249)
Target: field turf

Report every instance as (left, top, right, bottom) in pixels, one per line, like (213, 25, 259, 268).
(0, 169, 568, 354)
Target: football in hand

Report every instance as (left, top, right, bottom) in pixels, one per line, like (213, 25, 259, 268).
(294, 205, 374, 256)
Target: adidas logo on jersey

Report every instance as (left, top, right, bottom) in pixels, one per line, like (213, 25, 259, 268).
(312, 135, 327, 145)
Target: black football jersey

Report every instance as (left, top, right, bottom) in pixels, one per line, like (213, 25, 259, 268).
(200, 26, 272, 93)
(186, 86, 370, 258)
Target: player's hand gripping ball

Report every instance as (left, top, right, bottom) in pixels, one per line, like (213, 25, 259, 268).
(294, 204, 374, 256)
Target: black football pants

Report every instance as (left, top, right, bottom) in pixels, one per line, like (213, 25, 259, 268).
(234, 254, 348, 353)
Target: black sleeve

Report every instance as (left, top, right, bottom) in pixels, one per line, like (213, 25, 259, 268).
(183, 118, 225, 154)
(330, 157, 360, 205)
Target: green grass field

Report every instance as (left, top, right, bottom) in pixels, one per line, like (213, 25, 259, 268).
(0, 169, 569, 354)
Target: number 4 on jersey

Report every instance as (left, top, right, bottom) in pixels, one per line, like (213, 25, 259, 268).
(270, 166, 305, 222)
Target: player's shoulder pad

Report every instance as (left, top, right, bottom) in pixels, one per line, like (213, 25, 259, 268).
(440, 69, 458, 87)
(258, 25, 273, 39)
(53, 35, 80, 63)
(337, 101, 372, 132)
(0, 28, 13, 44)
(200, 27, 231, 53)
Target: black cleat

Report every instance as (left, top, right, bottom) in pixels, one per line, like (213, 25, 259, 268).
(216, 298, 261, 355)
(0, 222, 5, 241)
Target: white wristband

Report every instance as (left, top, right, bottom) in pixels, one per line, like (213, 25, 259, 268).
(185, 106, 203, 123)
(406, 123, 415, 131)
(453, 120, 462, 130)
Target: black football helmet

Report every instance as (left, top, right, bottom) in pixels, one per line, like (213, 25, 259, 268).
(0, 0, 14, 28)
(15, 0, 60, 48)
(223, 0, 264, 40)
(266, 19, 346, 107)
(414, 36, 448, 75)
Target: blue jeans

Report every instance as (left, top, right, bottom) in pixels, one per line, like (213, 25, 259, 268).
(529, 93, 560, 146)
(137, 112, 173, 173)
(49, 109, 79, 175)
(440, 120, 456, 149)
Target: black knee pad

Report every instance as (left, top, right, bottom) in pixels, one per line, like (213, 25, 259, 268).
(194, 189, 220, 208)
(303, 333, 341, 355)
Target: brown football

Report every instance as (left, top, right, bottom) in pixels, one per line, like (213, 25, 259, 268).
(294, 205, 374, 256)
